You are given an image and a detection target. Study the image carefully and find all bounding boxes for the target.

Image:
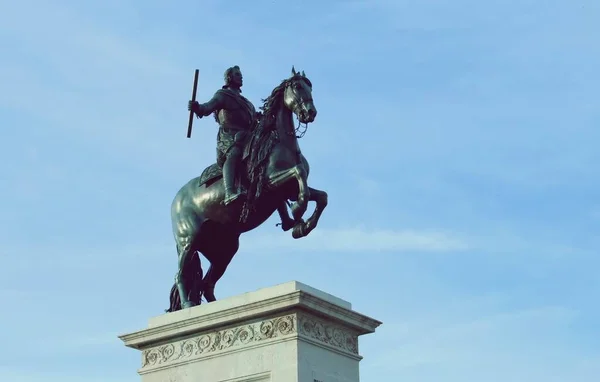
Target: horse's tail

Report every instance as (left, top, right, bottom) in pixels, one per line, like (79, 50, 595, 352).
(166, 283, 181, 312)
(165, 250, 203, 313)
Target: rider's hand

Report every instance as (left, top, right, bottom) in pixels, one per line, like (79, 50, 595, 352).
(188, 100, 202, 118)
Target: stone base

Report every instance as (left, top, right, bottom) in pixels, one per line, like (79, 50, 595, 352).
(119, 281, 382, 382)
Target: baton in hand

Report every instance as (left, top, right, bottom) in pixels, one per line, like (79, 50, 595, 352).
(187, 69, 199, 138)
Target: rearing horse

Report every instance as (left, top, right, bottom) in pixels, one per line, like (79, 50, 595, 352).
(167, 67, 328, 311)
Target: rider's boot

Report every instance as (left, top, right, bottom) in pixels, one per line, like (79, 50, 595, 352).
(222, 153, 245, 205)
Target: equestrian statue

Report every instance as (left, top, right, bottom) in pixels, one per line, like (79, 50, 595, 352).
(166, 66, 328, 312)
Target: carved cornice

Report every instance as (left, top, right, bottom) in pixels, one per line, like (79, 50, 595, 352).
(141, 315, 296, 370)
(298, 314, 358, 354)
(140, 312, 359, 371)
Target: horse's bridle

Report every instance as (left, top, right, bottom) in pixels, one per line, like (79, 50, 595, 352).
(288, 79, 312, 139)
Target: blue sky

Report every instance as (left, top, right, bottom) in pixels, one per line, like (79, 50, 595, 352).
(1, 0, 599, 381)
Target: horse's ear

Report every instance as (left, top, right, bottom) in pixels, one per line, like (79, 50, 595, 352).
(301, 70, 305, 77)
(291, 66, 297, 76)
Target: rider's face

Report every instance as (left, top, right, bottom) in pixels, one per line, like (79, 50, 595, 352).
(230, 69, 243, 87)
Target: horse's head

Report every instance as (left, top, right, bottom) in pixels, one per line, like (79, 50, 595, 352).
(284, 66, 317, 124)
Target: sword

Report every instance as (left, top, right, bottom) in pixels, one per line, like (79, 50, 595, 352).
(186, 69, 199, 138)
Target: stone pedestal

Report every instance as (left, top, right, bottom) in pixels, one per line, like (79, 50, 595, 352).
(119, 281, 382, 382)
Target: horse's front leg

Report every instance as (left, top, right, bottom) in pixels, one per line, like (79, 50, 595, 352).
(266, 163, 309, 222)
(276, 202, 297, 232)
(292, 186, 328, 239)
(289, 166, 310, 221)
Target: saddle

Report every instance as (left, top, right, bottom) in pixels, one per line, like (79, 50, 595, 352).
(197, 124, 278, 210)
(197, 161, 248, 191)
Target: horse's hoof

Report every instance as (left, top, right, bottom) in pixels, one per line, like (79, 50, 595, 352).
(181, 301, 197, 309)
(292, 222, 307, 239)
(281, 218, 299, 232)
(203, 291, 217, 302)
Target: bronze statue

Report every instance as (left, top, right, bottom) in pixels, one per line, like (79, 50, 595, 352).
(167, 67, 327, 311)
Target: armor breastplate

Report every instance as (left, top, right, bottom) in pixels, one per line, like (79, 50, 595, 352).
(217, 90, 256, 132)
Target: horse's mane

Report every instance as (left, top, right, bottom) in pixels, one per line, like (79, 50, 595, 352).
(239, 78, 291, 223)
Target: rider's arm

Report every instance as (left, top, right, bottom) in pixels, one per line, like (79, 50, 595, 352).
(196, 90, 226, 117)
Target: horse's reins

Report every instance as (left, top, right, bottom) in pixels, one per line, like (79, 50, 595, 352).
(294, 119, 309, 138)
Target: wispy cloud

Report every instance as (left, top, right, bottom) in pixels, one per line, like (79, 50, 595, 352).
(364, 306, 599, 382)
(246, 227, 470, 253)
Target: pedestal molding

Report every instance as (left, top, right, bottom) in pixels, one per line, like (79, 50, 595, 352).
(120, 290, 380, 351)
(138, 311, 363, 373)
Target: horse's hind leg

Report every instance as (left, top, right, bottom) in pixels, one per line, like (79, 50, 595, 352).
(200, 227, 240, 302)
(188, 251, 204, 306)
(174, 243, 197, 308)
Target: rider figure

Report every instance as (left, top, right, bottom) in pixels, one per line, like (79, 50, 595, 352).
(187, 67, 296, 231)
(188, 65, 255, 205)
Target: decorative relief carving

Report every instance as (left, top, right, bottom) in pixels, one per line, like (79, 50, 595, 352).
(141, 315, 296, 369)
(140, 312, 359, 370)
(298, 314, 358, 354)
